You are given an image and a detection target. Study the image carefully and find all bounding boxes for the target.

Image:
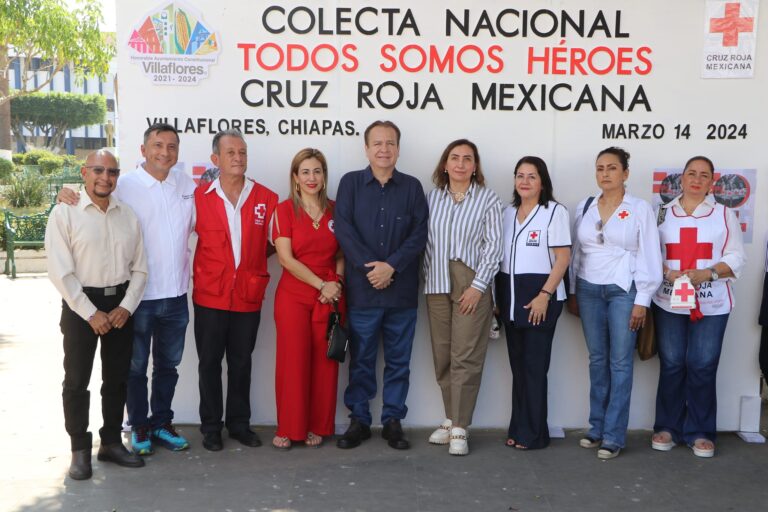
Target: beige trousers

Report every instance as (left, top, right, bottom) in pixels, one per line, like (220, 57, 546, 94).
(426, 260, 494, 428)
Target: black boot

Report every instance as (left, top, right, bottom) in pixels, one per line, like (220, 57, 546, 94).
(68, 448, 92, 480)
(336, 418, 372, 449)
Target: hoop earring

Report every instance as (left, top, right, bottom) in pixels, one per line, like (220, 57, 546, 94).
(294, 182, 300, 193)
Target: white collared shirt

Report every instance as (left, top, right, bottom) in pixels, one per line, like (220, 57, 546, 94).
(570, 192, 663, 307)
(204, 177, 254, 268)
(116, 165, 196, 300)
(45, 193, 148, 320)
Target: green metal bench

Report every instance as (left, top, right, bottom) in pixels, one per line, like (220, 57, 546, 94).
(3, 205, 54, 278)
(47, 168, 83, 204)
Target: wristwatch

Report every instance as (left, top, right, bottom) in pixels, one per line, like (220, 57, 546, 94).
(708, 267, 719, 281)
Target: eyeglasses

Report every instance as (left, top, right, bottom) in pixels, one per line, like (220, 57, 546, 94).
(84, 165, 120, 177)
(595, 220, 604, 245)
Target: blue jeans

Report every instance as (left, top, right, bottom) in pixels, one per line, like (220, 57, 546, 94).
(576, 278, 637, 449)
(344, 307, 417, 426)
(126, 294, 189, 429)
(653, 305, 729, 445)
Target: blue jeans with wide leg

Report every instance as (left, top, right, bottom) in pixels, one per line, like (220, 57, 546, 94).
(652, 304, 729, 445)
(344, 307, 418, 426)
(126, 294, 189, 429)
(576, 278, 637, 449)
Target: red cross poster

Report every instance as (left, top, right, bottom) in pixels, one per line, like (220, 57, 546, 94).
(652, 168, 757, 243)
(703, 0, 760, 78)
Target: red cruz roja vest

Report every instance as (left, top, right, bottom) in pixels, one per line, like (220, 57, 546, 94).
(193, 179, 278, 312)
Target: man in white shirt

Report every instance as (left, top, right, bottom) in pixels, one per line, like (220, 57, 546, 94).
(46, 150, 148, 480)
(58, 123, 196, 455)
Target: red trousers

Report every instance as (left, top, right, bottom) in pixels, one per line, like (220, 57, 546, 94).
(274, 285, 339, 440)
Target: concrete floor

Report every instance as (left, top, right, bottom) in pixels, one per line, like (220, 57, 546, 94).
(1, 274, 766, 512)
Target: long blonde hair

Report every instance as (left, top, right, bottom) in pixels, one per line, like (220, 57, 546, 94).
(289, 148, 330, 215)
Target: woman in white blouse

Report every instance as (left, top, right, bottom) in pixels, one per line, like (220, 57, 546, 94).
(650, 156, 745, 458)
(423, 139, 503, 456)
(496, 156, 570, 450)
(568, 147, 662, 459)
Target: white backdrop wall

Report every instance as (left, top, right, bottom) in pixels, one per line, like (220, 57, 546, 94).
(117, 0, 767, 430)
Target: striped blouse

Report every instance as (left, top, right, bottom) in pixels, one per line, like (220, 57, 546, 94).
(423, 183, 503, 294)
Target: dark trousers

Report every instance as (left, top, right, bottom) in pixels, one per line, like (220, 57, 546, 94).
(760, 327, 768, 381)
(193, 303, 261, 434)
(503, 320, 556, 450)
(61, 293, 133, 451)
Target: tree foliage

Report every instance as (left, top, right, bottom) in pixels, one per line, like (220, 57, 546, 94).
(11, 91, 106, 151)
(0, 0, 115, 106)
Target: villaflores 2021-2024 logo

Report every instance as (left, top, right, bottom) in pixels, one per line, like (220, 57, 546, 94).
(127, 1, 220, 86)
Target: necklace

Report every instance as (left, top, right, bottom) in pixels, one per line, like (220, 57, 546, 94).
(302, 203, 324, 229)
(448, 188, 467, 203)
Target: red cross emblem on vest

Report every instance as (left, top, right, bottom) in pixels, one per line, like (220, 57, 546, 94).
(710, 2, 754, 47)
(254, 204, 266, 220)
(675, 282, 695, 301)
(617, 210, 630, 220)
(666, 227, 713, 270)
(526, 230, 541, 246)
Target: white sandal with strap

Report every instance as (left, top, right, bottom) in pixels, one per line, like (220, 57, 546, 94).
(448, 427, 469, 456)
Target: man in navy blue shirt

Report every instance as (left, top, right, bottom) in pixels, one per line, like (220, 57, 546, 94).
(334, 120, 429, 450)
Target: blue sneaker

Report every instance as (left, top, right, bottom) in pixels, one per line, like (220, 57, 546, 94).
(151, 424, 190, 451)
(131, 426, 154, 455)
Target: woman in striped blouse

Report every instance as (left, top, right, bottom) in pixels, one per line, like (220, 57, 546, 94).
(423, 139, 503, 456)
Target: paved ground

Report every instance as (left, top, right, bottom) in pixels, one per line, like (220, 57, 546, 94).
(1, 273, 766, 512)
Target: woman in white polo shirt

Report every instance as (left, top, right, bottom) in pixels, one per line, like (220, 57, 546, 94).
(496, 156, 571, 450)
(423, 139, 503, 456)
(650, 156, 745, 458)
(568, 147, 662, 459)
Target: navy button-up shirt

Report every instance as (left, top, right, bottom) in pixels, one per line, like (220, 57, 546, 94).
(334, 166, 428, 309)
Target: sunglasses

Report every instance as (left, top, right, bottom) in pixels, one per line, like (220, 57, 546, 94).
(84, 165, 120, 177)
(595, 220, 604, 245)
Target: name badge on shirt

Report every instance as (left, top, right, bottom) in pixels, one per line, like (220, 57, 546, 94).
(526, 230, 541, 246)
(670, 275, 696, 310)
(254, 204, 266, 225)
(328, 219, 335, 233)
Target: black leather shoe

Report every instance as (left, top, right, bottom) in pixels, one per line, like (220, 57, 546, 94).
(229, 428, 262, 448)
(97, 443, 145, 468)
(68, 448, 92, 480)
(336, 418, 372, 449)
(382, 419, 410, 450)
(202, 431, 223, 451)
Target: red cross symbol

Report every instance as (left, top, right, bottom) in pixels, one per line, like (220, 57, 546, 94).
(529, 232, 538, 240)
(254, 204, 266, 219)
(675, 282, 695, 301)
(617, 210, 630, 220)
(666, 227, 713, 270)
(710, 2, 754, 47)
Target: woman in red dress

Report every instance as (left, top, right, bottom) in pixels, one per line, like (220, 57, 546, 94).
(272, 148, 344, 449)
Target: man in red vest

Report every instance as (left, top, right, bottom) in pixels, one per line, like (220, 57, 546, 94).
(192, 129, 278, 451)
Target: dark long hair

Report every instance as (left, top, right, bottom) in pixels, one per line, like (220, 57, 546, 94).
(511, 156, 556, 207)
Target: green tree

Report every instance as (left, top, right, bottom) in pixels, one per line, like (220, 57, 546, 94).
(0, 0, 114, 150)
(11, 92, 106, 151)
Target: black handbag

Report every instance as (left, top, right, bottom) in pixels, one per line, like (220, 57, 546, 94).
(326, 303, 348, 363)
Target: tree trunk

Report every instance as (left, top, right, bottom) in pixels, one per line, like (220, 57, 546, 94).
(0, 47, 12, 152)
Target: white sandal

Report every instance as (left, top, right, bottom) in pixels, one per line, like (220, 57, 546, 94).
(448, 427, 469, 456)
(428, 419, 452, 445)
